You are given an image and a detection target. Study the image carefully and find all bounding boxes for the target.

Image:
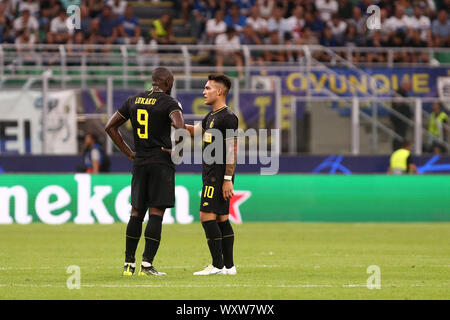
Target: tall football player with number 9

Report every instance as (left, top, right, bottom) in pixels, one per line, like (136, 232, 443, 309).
(105, 67, 185, 277)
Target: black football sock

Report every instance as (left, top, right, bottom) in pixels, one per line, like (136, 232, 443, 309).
(218, 220, 235, 268)
(142, 214, 163, 264)
(125, 215, 144, 263)
(201, 220, 224, 269)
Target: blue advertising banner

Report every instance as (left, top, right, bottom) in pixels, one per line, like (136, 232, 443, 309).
(2, 154, 450, 174)
(266, 67, 450, 97)
(80, 67, 449, 133)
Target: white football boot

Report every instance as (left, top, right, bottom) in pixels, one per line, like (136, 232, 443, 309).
(193, 264, 224, 275)
(223, 266, 237, 275)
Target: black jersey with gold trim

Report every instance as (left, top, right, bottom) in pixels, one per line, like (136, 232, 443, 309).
(201, 106, 238, 175)
(118, 90, 182, 166)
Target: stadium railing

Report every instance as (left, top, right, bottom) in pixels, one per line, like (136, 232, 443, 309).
(1, 43, 449, 156)
(3, 70, 447, 156)
(1, 44, 450, 90)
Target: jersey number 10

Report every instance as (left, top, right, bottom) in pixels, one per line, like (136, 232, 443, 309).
(203, 186, 215, 198)
(137, 109, 149, 139)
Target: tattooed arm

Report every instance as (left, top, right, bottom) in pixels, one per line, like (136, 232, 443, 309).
(222, 137, 237, 201)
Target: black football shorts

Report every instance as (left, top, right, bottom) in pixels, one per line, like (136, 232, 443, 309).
(131, 163, 175, 211)
(200, 169, 231, 215)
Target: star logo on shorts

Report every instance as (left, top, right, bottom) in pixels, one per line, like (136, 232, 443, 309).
(229, 191, 251, 224)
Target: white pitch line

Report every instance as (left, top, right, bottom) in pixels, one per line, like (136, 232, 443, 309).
(0, 283, 446, 289)
(0, 283, 340, 289)
(2, 264, 449, 271)
(0, 265, 283, 271)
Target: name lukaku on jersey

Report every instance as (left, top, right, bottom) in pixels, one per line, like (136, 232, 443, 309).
(135, 97, 157, 105)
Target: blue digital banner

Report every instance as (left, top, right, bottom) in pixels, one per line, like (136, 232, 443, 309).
(266, 67, 450, 97)
(2, 154, 450, 174)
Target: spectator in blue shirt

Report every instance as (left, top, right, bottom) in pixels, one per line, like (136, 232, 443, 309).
(232, 0, 255, 16)
(320, 26, 338, 47)
(304, 11, 325, 36)
(192, 0, 218, 40)
(88, 5, 118, 50)
(432, 9, 450, 46)
(224, 3, 247, 33)
(79, 5, 92, 40)
(96, 5, 118, 43)
(117, 3, 142, 45)
(319, 26, 338, 62)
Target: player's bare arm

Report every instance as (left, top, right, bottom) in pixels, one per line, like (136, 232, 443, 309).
(184, 123, 203, 137)
(170, 110, 185, 129)
(92, 159, 100, 174)
(162, 110, 185, 154)
(223, 137, 237, 201)
(105, 112, 135, 161)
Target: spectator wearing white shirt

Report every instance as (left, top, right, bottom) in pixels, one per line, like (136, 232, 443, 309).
(15, 28, 36, 46)
(205, 10, 226, 44)
(18, 0, 40, 17)
(107, 0, 127, 17)
(243, 5, 267, 67)
(13, 9, 39, 42)
(284, 5, 304, 43)
(406, 4, 431, 44)
(215, 26, 244, 78)
(327, 13, 347, 45)
(247, 5, 268, 39)
(267, 6, 291, 42)
(316, 0, 338, 22)
(47, 8, 74, 44)
(282, 5, 305, 62)
(257, 0, 275, 20)
(385, 6, 409, 36)
(15, 28, 38, 63)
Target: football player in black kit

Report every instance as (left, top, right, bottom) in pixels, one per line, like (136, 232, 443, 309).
(105, 67, 185, 276)
(184, 74, 239, 275)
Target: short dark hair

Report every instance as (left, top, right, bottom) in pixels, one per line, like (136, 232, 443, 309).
(208, 73, 232, 95)
(225, 25, 235, 34)
(152, 67, 173, 83)
(402, 139, 412, 148)
(86, 132, 98, 143)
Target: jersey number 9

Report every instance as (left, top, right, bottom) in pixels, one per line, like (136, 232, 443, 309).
(137, 109, 148, 139)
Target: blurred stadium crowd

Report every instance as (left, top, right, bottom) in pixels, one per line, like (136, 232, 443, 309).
(188, 0, 450, 64)
(0, 0, 449, 64)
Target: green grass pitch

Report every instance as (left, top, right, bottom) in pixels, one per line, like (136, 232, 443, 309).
(0, 223, 449, 300)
